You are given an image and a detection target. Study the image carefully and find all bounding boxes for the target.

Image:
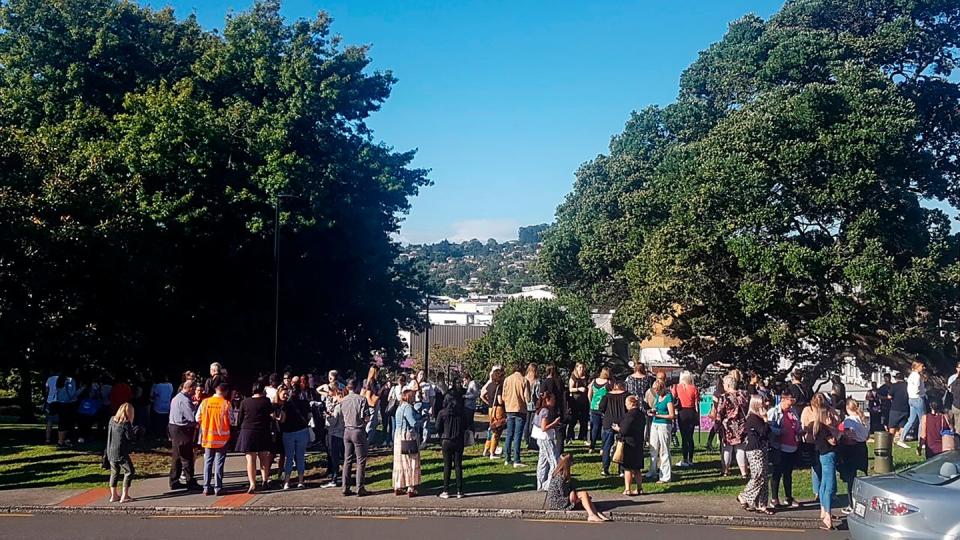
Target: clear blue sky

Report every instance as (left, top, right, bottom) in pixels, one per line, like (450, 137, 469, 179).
(140, 0, 957, 243)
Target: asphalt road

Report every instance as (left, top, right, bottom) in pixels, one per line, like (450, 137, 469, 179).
(0, 514, 849, 540)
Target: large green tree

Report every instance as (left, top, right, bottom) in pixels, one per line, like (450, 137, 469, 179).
(542, 0, 960, 380)
(0, 0, 430, 417)
(471, 297, 607, 375)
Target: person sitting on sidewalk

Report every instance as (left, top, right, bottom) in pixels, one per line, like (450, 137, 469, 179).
(198, 383, 231, 496)
(544, 453, 610, 522)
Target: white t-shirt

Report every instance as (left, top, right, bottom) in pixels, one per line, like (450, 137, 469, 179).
(265, 386, 278, 401)
(418, 382, 435, 407)
(151, 383, 174, 414)
(531, 407, 555, 440)
(907, 372, 925, 399)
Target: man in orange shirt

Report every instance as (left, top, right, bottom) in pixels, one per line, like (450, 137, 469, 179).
(501, 363, 531, 467)
(198, 383, 231, 496)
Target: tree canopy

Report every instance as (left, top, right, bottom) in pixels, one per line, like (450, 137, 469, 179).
(0, 0, 431, 413)
(541, 0, 960, 379)
(471, 297, 607, 375)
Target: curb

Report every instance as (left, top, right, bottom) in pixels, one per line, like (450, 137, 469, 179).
(0, 504, 823, 529)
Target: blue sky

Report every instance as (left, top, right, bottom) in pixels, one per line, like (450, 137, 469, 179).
(143, 0, 957, 243)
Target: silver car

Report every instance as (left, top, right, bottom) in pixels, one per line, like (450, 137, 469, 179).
(848, 450, 960, 539)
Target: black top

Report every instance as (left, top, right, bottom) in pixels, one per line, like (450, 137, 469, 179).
(877, 383, 892, 410)
(203, 375, 225, 397)
(280, 398, 310, 433)
(540, 377, 568, 421)
(237, 396, 273, 433)
(598, 392, 628, 430)
(831, 382, 847, 408)
(889, 381, 909, 412)
(814, 424, 838, 455)
(436, 402, 466, 441)
(618, 408, 645, 447)
(743, 413, 770, 451)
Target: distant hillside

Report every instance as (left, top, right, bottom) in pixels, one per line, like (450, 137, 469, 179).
(401, 224, 549, 296)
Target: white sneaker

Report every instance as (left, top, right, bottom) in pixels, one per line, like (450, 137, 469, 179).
(895, 440, 910, 449)
(438, 492, 450, 499)
(675, 460, 685, 467)
(321, 481, 337, 489)
(513, 463, 526, 468)
(283, 482, 290, 490)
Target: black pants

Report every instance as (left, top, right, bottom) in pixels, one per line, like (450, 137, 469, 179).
(168, 424, 196, 487)
(441, 439, 464, 494)
(566, 400, 588, 441)
(677, 408, 698, 462)
(770, 447, 796, 502)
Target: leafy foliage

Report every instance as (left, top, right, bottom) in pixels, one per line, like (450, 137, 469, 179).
(0, 0, 431, 415)
(471, 297, 607, 375)
(541, 0, 960, 378)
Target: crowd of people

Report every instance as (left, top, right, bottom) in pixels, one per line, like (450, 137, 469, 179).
(42, 359, 960, 525)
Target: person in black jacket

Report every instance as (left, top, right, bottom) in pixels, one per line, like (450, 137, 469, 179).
(435, 393, 466, 498)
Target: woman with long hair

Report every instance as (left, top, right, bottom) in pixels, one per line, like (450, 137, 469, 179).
(567, 363, 589, 442)
(106, 402, 140, 503)
(540, 365, 568, 453)
(615, 395, 645, 496)
(322, 385, 345, 488)
(647, 379, 676, 483)
(533, 390, 561, 491)
(236, 382, 274, 494)
(919, 399, 952, 459)
(280, 379, 311, 490)
(716, 375, 749, 478)
(809, 393, 841, 530)
(838, 398, 870, 515)
(672, 370, 699, 468)
(393, 386, 422, 496)
(899, 361, 927, 448)
(738, 395, 772, 514)
(544, 453, 610, 522)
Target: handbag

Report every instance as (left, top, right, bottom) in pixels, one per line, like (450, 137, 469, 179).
(611, 440, 625, 464)
(100, 451, 110, 470)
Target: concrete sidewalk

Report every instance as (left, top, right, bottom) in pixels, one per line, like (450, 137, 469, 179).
(0, 453, 829, 529)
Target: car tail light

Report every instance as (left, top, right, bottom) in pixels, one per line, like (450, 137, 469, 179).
(869, 497, 919, 516)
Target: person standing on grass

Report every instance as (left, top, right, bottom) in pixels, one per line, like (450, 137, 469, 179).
(944, 362, 960, 434)
(168, 380, 200, 491)
(544, 453, 611, 522)
(599, 381, 628, 477)
(523, 363, 541, 450)
(436, 393, 466, 498)
(810, 393, 841, 530)
(414, 370, 436, 449)
(567, 363, 590, 442)
(767, 387, 800, 509)
(463, 372, 480, 417)
(279, 382, 311, 490)
(322, 385, 345, 488)
(865, 381, 883, 439)
(738, 395, 773, 514)
(150, 374, 174, 441)
(502, 363, 531, 467)
(919, 400, 952, 460)
(646, 379, 675, 483)
(887, 372, 910, 445)
(198, 383, 231, 496)
(341, 379, 371, 497)
(106, 402, 141, 503)
(587, 367, 612, 453)
(533, 390, 561, 491)
(50, 372, 78, 447)
(877, 373, 893, 432)
(540, 365, 568, 453)
(899, 361, 927, 448)
(393, 385, 422, 496)
(614, 395, 645, 496)
(838, 399, 870, 515)
(716, 375, 749, 478)
(236, 382, 273, 494)
(483, 388, 506, 459)
(672, 370, 700, 468)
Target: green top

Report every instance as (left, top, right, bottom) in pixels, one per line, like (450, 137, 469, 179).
(653, 393, 673, 425)
(589, 381, 609, 411)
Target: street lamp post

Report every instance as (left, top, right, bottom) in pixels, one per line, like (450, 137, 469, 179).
(273, 194, 299, 374)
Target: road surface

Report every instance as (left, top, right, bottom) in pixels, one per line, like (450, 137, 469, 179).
(0, 514, 848, 539)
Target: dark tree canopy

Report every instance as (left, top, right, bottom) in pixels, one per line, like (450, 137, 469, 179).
(542, 0, 960, 380)
(0, 0, 431, 413)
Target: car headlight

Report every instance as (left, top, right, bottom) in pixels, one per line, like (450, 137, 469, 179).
(870, 497, 919, 516)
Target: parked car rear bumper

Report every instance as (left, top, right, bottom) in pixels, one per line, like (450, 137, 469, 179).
(848, 513, 950, 540)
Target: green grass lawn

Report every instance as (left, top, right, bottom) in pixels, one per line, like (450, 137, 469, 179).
(1, 420, 924, 497)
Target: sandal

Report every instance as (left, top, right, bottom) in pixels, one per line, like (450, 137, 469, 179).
(737, 496, 749, 510)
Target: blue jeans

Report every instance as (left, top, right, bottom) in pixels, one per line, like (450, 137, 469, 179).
(503, 413, 525, 464)
(601, 429, 617, 474)
(283, 428, 310, 480)
(901, 398, 924, 441)
(589, 411, 603, 450)
(327, 434, 343, 482)
(818, 452, 837, 513)
(202, 447, 226, 493)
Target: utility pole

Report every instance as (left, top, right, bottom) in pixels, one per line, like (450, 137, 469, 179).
(424, 298, 430, 377)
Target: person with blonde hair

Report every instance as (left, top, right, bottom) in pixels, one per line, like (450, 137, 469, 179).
(672, 370, 699, 468)
(544, 453, 610, 522)
(838, 398, 869, 515)
(899, 361, 927, 448)
(614, 395, 646, 496)
(716, 375, 749, 477)
(806, 393, 841, 530)
(646, 379, 675, 483)
(106, 402, 141, 503)
(738, 395, 772, 514)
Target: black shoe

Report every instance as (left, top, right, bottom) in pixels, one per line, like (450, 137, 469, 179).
(169, 481, 186, 491)
(185, 482, 203, 491)
(342, 489, 354, 497)
(356, 488, 370, 497)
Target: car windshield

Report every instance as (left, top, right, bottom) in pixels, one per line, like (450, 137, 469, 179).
(898, 450, 960, 486)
